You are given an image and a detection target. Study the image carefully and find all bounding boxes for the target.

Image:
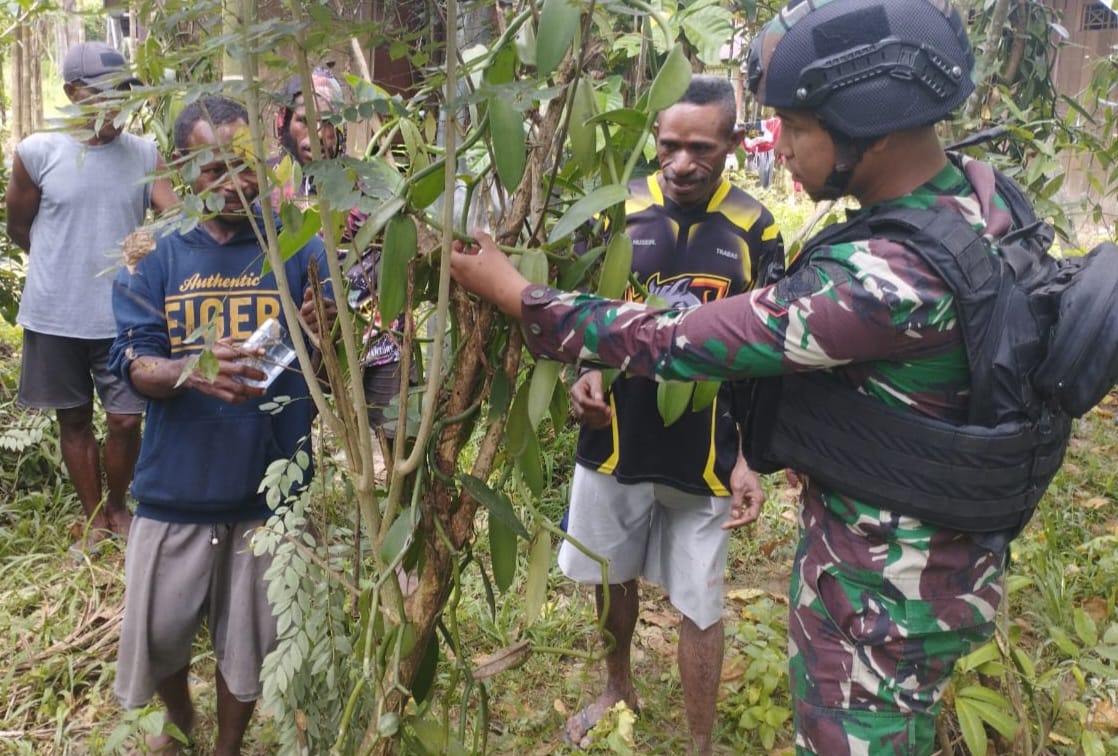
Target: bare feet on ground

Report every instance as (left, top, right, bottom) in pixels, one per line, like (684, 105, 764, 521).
(565, 692, 640, 748)
(75, 525, 113, 554)
(135, 710, 193, 755)
(70, 509, 131, 555)
(106, 507, 133, 539)
(137, 733, 184, 754)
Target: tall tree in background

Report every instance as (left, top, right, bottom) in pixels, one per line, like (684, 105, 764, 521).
(8, 13, 44, 141)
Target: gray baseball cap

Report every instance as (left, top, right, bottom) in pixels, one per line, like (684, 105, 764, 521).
(62, 41, 141, 91)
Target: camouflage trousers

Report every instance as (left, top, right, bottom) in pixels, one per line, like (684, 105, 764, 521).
(788, 483, 1007, 755)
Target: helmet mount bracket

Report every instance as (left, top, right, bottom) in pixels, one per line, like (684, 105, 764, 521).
(795, 37, 966, 108)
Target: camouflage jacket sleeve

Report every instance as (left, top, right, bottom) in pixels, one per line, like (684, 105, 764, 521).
(519, 237, 960, 385)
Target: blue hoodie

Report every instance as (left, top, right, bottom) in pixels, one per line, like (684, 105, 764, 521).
(110, 217, 328, 524)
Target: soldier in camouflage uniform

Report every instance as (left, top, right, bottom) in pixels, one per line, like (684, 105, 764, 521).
(450, 1, 1030, 753)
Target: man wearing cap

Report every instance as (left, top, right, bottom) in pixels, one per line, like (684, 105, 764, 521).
(6, 41, 177, 551)
(449, 0, 1058, 752)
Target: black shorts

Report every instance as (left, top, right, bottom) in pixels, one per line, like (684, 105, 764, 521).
(18, 330, 144, 414)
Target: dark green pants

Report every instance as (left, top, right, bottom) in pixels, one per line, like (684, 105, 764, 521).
(788, 483, 1005, 755)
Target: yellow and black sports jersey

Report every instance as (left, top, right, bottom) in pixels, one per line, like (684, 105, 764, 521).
(575, 173, 782, 495)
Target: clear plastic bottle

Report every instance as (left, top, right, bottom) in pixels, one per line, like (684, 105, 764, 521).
(236, 318, 297, 388)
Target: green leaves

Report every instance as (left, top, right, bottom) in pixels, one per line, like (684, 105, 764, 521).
(519, 360, 566, 487)
(1073, 606, 1099, 647)
(527, 360, 562, 430)
(517, 248, 550, 286)
(548, 184, 630, 244)
(461, 474, 531, 594)
(535, 0, 581, 78)
(259, 455, 308, 510)
(517, 431, 544, 496)
(353, 196, 406, 255)
(656, 381, 692, 427)
(489, 516, 517, 592)
(488, 94, 527, 192)
(691, 380, 721, 412)
(955, 684, 1020, 756)
(506, 381, 546, 495)
(406, 708, 466, 754)
(398, 118, 430, 173)
(523, 526, 552, 626)
(458, 474, 530, 539)
(271, 206, 323, 278)
(485, 46, 528, 193)
(568, 78, 598, 174)
(408, 161, 446, 209)
(505, 381, 533, 458)
(195, 350, 220, 384)
(647, 44, 692, 113)
(677, 0, 735, 65)
(380, 506, 416, 565)
(558, 243, 605, 290)
(596, 232, 633, 298)
(379, 214, 417, 325)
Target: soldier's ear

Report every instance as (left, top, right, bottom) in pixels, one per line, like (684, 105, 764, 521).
(862, 133, 891, 155)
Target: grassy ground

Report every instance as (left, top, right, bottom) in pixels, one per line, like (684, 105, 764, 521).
(467, 395, 1118, 756)
(5, 379, 1113, 754)
(6, 401, 1115, 754)
(472, 479, 801, 755)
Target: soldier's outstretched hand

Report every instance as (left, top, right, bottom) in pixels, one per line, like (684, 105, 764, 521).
(449, 230, 530, 318)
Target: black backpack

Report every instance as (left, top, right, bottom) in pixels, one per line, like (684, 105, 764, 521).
(940, 163, 1118, 422)
(936, 134, 1118, 418)
(791, 158, 1118, 424)
(1032, 239, 1118, 416)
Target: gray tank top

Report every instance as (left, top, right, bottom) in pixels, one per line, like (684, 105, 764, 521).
(16, 130, 156, 339)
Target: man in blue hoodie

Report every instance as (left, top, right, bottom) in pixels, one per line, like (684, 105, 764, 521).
(109, 96, 333, 755)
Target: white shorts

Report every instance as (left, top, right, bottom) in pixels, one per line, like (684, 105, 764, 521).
(557, 464, 731, 629)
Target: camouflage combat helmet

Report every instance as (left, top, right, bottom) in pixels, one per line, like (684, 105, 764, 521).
(747, 0, 974, 139)
(746, 0, 974, 198)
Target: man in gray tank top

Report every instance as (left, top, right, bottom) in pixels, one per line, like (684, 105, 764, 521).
(5, 41, 177, 552)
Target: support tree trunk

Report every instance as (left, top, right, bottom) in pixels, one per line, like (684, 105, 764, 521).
(966, 0, 1018, 122)
(359, 50, 576, 751)
(11, 21, 44, 143)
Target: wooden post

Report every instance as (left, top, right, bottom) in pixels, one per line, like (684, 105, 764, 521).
(30, 15, 43, 132)
(222, 0, 244, 80)
(12, 23, 30, 141)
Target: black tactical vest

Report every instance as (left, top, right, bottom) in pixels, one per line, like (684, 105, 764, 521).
(744, 164, 1072, 533)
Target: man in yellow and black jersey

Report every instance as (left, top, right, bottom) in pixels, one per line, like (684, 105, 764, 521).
(576, 173, 782, 493)
(559, 76, 784, 753)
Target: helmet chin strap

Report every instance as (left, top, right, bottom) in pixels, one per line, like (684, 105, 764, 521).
(820, 166, 854, 200)
(820, 126, 873, 200)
